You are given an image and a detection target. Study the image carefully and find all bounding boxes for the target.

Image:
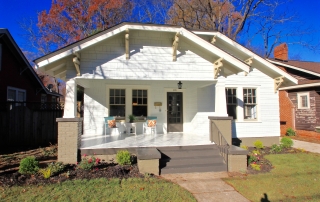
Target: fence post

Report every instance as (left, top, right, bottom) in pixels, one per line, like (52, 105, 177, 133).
(56, 118, 83, 164)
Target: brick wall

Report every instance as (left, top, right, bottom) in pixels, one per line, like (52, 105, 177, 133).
(279, 91, 295, 135)
(57, 118, 82, 164)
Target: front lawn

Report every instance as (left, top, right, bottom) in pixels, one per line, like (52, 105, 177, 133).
(1, 177, 196, 202)
(224, 153, 320, 202)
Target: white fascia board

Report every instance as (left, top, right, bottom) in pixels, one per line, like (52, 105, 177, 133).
(267, 59, 320, 78)
(181, 28, 249, 73)
(194, 31, 297, 84)
(280, 82, 320, 90)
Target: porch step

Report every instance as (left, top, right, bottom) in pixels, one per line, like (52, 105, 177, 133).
(157, 145, 227, 174)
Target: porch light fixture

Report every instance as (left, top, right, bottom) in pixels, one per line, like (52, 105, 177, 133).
(177, 81, 183, 89)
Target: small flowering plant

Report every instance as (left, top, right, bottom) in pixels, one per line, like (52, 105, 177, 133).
(77, 154, 101, 170)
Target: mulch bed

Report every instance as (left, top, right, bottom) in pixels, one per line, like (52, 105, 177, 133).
(0, 162, 144, 187)
(245, 146, 306, 175)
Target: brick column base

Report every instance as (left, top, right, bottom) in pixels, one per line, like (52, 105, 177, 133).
(56, 118, 83, 164)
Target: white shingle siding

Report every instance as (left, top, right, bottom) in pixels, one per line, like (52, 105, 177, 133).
(226, 68, 280, 138)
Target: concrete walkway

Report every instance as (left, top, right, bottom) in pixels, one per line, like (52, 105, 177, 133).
(161, 140, 320, 202)
(291, 139, 320, 154)
(161, 172, 249, 202)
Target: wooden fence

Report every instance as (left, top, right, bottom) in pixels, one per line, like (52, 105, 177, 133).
(0, 102, 64, 147)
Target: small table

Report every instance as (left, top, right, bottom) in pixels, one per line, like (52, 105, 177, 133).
(126, 123, 136, 135)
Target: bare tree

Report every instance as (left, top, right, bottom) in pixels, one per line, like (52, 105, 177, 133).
(166, 0, 272, 40)
(244, 0, 320, 58)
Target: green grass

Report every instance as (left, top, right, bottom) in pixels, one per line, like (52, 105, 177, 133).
(224, 153, 320, 202)
(0, 177, 196, 202)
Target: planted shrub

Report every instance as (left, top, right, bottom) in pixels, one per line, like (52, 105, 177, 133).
(39, 168, 51, 179)
(78, 154, 101, 170)
(19, 156, 39, 175)
(270, 144, 283, 153)
(250, 163, 261, 171)
(116, 150, 132, 165)
(281, 137, 294, 148)
(253, 140, 264, 149)
(286, 127, 296, 136)
(48, 162, 65, 175)
(248, 155, 257, 164)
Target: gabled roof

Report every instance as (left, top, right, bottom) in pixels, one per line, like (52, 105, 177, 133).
(193, 31, 298, 87)
(34, 22, 250, 77)
(268, 59, 320, 77)
(0, 29, 61, 97)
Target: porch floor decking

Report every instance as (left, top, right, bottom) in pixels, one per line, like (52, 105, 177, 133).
(81, 132, 213, 149)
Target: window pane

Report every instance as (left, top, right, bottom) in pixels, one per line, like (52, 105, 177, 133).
(227, 105, 237, 119)
(143, 90, 147, 97)
(8, 89, 16, 101)
(121, 89, 125, 96)
(110, 105, 125, 117)
(120, 97, 125, 104)
(132, 106, 147, 116)
(110, 97, 114, 104)
(115, 97, 120, 104)
(143, 98, 147, 104)
(110, 89, 114, 96)
(115, 89, 120, 96)
(18, 91, 25, 102)
(138, 90, 142, 96)
(132, 90, 137, 97)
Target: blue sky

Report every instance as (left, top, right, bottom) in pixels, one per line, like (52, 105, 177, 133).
(0, 0, 319, 62)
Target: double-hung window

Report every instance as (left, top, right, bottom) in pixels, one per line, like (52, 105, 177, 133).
(297, 92, 310, 109)
(109, 89, 125, 117)
(225, 88, 237, 119)
(243, 88, 257, 120)
(7, 87, 26, 102)
(132, 89, 147, 117)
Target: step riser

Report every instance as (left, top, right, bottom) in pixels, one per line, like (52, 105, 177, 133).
(160, 158, 224, 167)
(160, 165, 227, 174)
(160, 150, 220, 158)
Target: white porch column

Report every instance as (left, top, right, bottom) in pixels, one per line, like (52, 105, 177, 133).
(215, 78, 228, 116)
(64, 79, 77, 118)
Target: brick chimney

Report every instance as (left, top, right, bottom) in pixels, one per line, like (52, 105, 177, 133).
(274, 43, 288, 61)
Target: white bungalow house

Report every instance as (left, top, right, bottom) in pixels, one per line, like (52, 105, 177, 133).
(34, 22, 297, 145)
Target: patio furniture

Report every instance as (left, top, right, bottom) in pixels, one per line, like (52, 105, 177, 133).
(143, 116, 157, 134)
(104, 116, 120, 135)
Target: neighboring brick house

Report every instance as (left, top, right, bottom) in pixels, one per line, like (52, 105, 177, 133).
(0, 29, 60, 102)
(268, 43, 320, 136)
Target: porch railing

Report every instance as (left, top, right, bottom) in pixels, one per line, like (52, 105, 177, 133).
(210, 120, 229, 163)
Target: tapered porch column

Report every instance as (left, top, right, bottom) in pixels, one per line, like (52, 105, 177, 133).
(215, 78, 228, 116)
(64, 79, 77, 118)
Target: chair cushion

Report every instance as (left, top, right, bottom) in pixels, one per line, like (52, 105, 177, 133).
(147, 120, 156, 127)
(108, 120, 116, 128)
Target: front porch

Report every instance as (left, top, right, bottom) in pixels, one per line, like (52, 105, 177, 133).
(81, 132, 213, 149)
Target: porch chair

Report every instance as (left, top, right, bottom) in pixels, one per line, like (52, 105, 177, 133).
(143, 116, 157, 134)
(104, 116, 120, 135)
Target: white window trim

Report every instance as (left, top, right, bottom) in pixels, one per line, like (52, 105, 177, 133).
(225, 86, 260, 122)
(7, 86, 26, 102)
(297, 92, 310, 109)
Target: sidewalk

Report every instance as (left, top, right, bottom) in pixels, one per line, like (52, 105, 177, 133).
(291, 139, 320, 154)
(161, 172, 249, 202)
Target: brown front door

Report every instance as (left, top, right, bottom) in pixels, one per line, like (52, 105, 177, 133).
(167, 92, 183, 132)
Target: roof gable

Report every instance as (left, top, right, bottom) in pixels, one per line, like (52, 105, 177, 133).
(0, 29, 60, 97)
(194, 31, 298, 87)
(34, 22, 250, 78)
